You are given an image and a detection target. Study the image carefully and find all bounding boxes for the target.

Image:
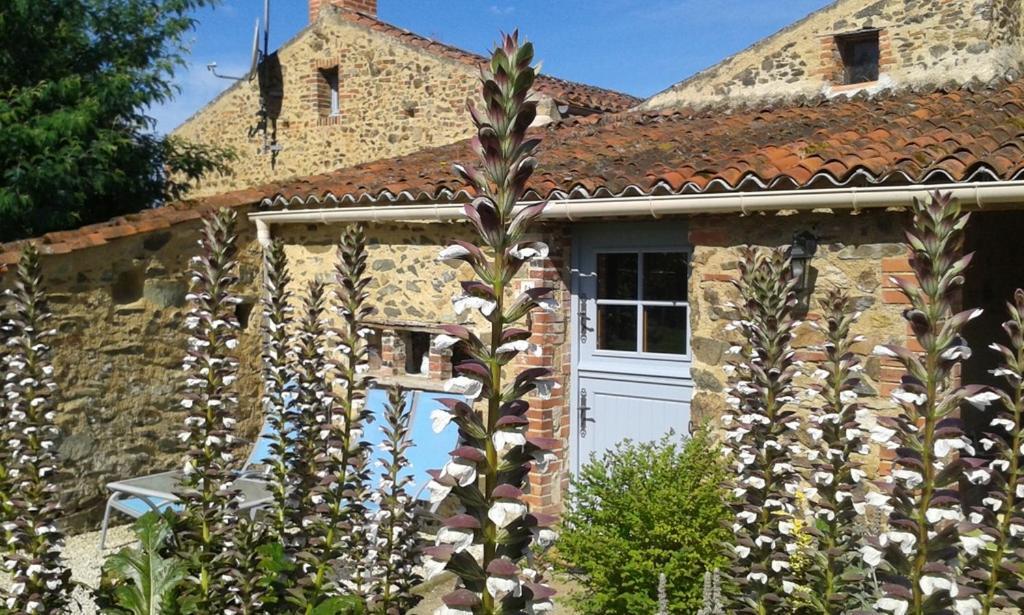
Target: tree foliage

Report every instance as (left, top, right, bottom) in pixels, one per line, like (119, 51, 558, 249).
(0, 0, 233, 241)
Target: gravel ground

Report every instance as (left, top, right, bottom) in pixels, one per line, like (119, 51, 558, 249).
(1, 525, 581, 614)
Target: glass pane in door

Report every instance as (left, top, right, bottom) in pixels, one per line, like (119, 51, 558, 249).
(644, 306, 687, 354)
(597, 305, 638, 351)
(597, 253, 638, 300)
(643, 252, 688, 301)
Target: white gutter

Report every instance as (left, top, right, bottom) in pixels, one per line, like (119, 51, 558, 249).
(250, 180, 1024, 245)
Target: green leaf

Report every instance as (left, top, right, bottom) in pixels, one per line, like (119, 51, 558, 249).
(100, 512, 189, 615)
(312, 596, 367, 615)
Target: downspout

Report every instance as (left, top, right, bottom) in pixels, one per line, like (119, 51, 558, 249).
(248, 180, 1024, 235)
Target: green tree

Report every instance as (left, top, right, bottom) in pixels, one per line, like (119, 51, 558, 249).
(0, 0, 233, 241)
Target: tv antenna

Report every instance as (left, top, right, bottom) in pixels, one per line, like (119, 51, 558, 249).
(207, 0, 283, 163)
(206, 15, 262, 81)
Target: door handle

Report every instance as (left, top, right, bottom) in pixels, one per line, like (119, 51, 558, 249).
(578, 293, 591, 343)
(579, 388, 595, 437)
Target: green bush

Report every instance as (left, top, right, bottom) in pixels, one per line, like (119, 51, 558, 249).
(557, 429, 731, 614)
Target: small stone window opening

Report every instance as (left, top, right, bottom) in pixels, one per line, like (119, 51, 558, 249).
(365, 328, 383, 372)
(111, 269, 145, 304)
(318, 66, 340, 117)
(402, 331, 431, 376)
(836, 30, 880, 85)
(235, 299, 255, 330)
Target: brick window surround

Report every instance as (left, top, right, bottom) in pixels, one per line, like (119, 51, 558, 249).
(817, 27, 894, 89)
(312, 59, 342, 126)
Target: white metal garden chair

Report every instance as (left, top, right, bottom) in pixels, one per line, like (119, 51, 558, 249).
(100, 387, 461, 549)
(99, 418, 277, 549)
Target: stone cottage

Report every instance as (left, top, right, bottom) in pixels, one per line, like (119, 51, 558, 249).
(3, 0, 1024, 525)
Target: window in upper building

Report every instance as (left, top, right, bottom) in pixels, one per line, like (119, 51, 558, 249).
(836, 30, 880, 85)
(318, 66, 340, 116)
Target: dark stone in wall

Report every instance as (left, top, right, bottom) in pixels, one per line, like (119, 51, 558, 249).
(691, 336, 730, 366)
(692, 368, 724, 393)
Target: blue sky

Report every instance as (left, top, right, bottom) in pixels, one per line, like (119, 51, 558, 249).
(153, 0, 831, 134)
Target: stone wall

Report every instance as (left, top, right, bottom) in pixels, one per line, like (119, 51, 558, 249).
(173, 7, 570, 199)
(643, 0, 1024, 110)
(0, 213, 265, 530)
(687, 209, 912, 473)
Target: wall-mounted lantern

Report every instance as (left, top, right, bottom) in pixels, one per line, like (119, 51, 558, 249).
(790, 231, 819, 292)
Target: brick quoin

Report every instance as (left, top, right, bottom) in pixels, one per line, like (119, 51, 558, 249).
(309, 0, 377, 22)
(513, 227, 572, 517)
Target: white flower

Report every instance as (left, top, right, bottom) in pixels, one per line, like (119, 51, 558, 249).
(925, 507, 961, 524)
(746, 572, 768, 585)
(444, 376, 483, 399)
(426, 480, 453, 504)
(442, 459, 478, 487)
(434, 605, 474, 615)
(438, 244, 472, 267)
(509, 242, 549, 261)
(875, 597, 909, 615)
(966, 390, 1002, 409)
(770, 559, 790, 572)
(983, 496, 1003, 511)
(744, 476, 766, 489)
(493, 430, 527, 453)
(954, 598, 982, 615)
(887, 530, 917, 555)
(431, 409, 453, 433)
(424, 557, 448, 581)
(934, 437, 969, 457)
(873, 345, 899, 358)
(892, 388, 926, 406)
(736, 511, 757, 525)
(453, 295, 496, 317)
(870, 424, 898, 445)
(489, 500, 527, 528)
(920, 574, 956, 597)
(437, 527, 475, 552)
(534, 379, 560, 400)
(782, 580, 798, 594)
(486, 574, 522, 599)
(432, 334, 462, 351)
(961, 533, 995, 556)
(860, 544, 883, 567)
(893, 469, 923, 488)
(991, 418, 1015, 432)
(966, 468, 991, 485)
(734, 544, 751, 559)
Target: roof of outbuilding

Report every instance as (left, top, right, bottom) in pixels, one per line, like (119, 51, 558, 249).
(3, 77, 1024, 263)
(254, 77, 1024, 208)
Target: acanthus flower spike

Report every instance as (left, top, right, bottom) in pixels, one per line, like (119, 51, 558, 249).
(0, 244, 71, 614)
(430, 31, 557, 614)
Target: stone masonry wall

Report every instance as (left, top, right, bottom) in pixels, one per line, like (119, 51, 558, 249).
(688, 209, 912, 474)
(173, 8, 560, 198)
(0, 214, 265, 531)
(643, 0, 1024, 110)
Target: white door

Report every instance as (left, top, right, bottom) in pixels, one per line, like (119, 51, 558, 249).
(570, 222, 693, 472)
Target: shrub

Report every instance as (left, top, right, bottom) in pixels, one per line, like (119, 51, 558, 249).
(557, 429, 731, 614)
